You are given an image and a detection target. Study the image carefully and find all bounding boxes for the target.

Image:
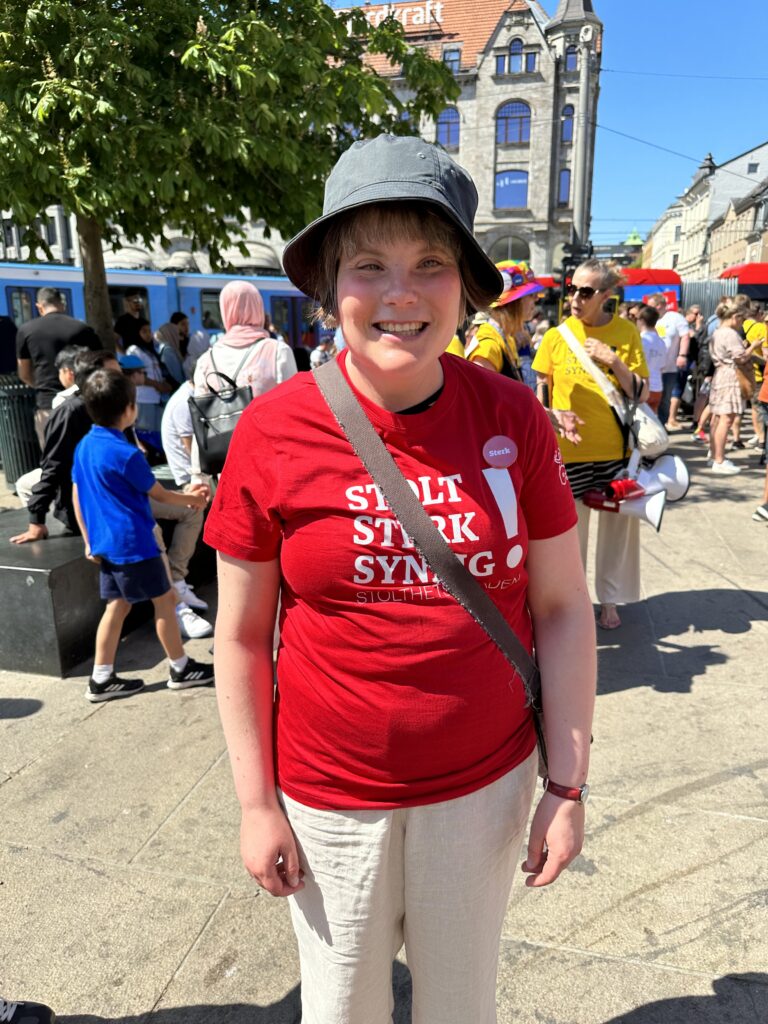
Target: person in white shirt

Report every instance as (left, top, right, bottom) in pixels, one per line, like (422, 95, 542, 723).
(635, 304, 666, 413)
(51, 345, 86, 409)
(646, 293, 691, 429)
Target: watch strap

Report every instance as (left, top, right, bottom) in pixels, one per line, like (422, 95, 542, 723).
(544, 777, 587, 802)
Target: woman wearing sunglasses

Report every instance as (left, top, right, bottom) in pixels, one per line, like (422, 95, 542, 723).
(532, 260, 649, 630)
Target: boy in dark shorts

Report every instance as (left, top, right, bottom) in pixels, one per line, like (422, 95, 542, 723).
(72, 368, 213, 702)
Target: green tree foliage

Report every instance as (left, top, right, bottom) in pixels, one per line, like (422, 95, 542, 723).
(0, 0, 458, 342)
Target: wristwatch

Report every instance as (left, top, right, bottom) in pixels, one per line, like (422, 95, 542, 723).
(543, 777, 589, 804)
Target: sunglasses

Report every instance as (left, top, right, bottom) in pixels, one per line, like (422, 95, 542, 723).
(566, 284, 603, 300)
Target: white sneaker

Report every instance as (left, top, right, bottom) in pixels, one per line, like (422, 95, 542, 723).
(174, 579, 208, 611)
(176, 602, 213, 639)
(710, 459, 741, 475)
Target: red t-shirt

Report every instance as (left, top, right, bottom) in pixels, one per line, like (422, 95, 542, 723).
(205, 352, 577, 810)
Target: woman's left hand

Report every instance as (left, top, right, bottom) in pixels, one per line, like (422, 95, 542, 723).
(522, 792, 585, 887)
(583, 337, 616, 368)
(548, 409, 584, 445)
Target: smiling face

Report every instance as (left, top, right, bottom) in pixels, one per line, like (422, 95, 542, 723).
(334, 216, 463, 409)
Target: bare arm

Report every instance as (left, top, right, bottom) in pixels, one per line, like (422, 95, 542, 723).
(147, 480, 207, 508)
(17, 358, 34, 386)
(523, 526, 596, 888)
(215, 553, 304, 897)
(469, 354, 498, 373)
(72, 483, 98, 563)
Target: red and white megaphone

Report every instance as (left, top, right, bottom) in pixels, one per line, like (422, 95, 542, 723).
(636, 454, 690, 502)
(582, 480, 667, 532)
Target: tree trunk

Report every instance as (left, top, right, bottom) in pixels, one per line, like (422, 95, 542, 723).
(75, 214, 115, 350)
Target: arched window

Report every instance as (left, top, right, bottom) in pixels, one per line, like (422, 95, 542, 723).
(509, 38, 523, 74)
(488, 235, 530, 263)
(558, 168, 571, 207)
(561, 104, 574, 144)
(565, 46, 578, 72)
(496, 101, 531, 145)
(436, 107, 460, 151)
(495, 171, 529, 210)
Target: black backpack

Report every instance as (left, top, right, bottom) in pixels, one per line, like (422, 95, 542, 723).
(188, 344, 257, 475)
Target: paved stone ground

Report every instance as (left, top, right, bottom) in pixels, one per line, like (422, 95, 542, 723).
(1, 431, 767, 1023)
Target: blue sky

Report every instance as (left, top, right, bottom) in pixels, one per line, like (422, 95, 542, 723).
(328, 0, 768, 244)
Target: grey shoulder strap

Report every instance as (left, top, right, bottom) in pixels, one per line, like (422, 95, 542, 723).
(313, 358, 542, 715)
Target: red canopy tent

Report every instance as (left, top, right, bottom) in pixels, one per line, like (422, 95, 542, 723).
(719, 263, 768, 283)
(620, 268, 682, 286)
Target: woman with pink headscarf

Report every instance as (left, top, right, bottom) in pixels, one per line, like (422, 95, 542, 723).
(193, 280, 298, 399)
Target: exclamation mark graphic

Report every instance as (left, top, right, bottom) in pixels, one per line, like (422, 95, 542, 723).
(481, 436, 523, 569)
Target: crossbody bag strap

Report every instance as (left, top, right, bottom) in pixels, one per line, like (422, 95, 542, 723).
(313, 358, 542, 714)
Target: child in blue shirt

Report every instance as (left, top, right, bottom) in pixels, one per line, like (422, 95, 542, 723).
(72, 368, 213, 701)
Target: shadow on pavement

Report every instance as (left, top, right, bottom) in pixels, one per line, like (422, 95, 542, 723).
(56, 961, 414, 1024)
(599, 972, 768, 1023)
(597, 589, 768, 695)
(0, 697, 43, 719)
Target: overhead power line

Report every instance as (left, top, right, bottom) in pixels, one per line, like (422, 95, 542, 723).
(602, 67, 768, 83)
(593, 123, 765, 187)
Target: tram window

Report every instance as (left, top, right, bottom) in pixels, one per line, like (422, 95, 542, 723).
(200, 290, 224, 330)
(108, 287, 150, 325)
(270, 297, 290, 344)
(6, 288, 35, 326)
(299, 299, 318, 348)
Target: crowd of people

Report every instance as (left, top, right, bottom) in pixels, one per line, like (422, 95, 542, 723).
(5, 132, 768, 1024)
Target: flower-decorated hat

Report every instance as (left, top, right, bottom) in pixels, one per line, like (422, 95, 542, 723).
(491, 260, 545, 307)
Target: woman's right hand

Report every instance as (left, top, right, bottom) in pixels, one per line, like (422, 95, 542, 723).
(240, 804, 305, 897)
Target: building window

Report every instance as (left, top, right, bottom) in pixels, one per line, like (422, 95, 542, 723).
(436, 107, 460, 151)
(61, 216, 72, 251)
(565, 46, 578, 72)
(46, 216, 57, 246)
(674, 225, 682, 242)
(558, 168, 571, 207)
(495, 53, 506, 75)
(2, 219, 13, 248)
(672, 254, 679, 269)
(496, 101, 531, 145)
(443, 48, 461, 74)
(748, 162, 759, 174)
(525, 51, 537, 73)
(561, 104, 574, 144)
(488, 235, 530, 263)
(509, 38, 523, 74)
(495, 170, 529, 210)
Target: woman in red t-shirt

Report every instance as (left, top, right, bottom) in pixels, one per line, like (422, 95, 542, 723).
(205, 134, 595, 1024)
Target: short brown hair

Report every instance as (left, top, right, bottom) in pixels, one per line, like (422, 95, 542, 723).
(82, 369, 136, 427)
(311, 201, 494, 326)
(636, 304, 659, 329)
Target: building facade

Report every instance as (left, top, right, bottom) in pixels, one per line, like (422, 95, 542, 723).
(644, 201, 683, 270)
(359, 0, 602, 274)
(674, 142, 768, 280)
(707, 178, 768, 277)
(3, 1, 602, 279)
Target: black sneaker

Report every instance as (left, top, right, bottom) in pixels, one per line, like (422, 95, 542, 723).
(0, 999, 56, 1024)
(752, 503, 768, 522)
(86, 673, 145, 703)
(167, 657, 214, 690)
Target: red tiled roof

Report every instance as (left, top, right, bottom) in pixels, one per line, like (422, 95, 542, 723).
(338, 0, 518, 76)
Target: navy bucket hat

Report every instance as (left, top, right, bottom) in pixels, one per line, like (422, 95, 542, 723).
(282, 134, 503, 307)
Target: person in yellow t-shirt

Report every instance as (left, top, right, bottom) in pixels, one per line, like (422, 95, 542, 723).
(532, 259, 649, 631)
(743, 317, 767, 448)
(465, 260, 543, 386)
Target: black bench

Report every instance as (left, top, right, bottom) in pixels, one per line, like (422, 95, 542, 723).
(0, 509, 102, 677)
(0, 506, 216, 678)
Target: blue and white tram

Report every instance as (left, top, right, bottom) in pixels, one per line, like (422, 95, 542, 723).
(0, 262, 319, 349)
